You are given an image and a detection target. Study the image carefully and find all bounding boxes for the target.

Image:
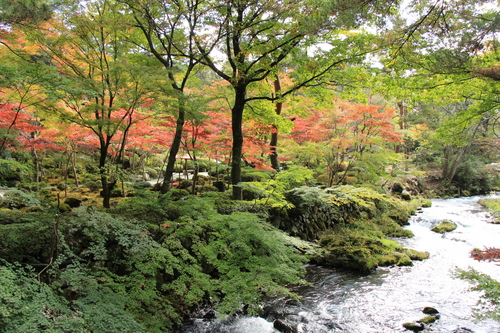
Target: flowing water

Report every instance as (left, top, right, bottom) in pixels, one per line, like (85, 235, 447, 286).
(176, 195, 500, 333)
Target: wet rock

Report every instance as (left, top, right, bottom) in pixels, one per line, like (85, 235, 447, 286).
(273, 319, 293, 333)
(451, 327, 474, 333)
(64, 197, 82, 208)
(422, 306, 439, 315)
(418, 315, 438, 324)
(391, 182, 404, 193)
(403, 322, 425, 331)
(202, 309, 216, 319)
(431, 220, 457, 233)
(401, 190, 412, 201)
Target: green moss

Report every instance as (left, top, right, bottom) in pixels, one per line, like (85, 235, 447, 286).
(418, 316, 438, 324)
(405, 248, 430, 261)
(431, 220, 457, 233)
(313, 223, 425, 273)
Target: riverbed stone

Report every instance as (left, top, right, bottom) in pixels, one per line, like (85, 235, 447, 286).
(418, 315, 438, 324)
(431, 219, 457, 233)
(451, 327, 474, 333)
(422, 306, 439, 315)
(273, 319, 293, 333)
(403, 322, 425, 331)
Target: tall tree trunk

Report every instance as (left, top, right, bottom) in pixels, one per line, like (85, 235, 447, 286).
(99, 140, 116, 209)
(160, 105, 185, 193)
(270, 77, 282, 171)
(231, 86, 246, 200)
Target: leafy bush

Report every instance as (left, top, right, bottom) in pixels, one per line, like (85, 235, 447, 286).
(453, 156, 498, 195)
(0, 159, 32, 186)
(0, 261, 146, 332)
(164, 212, 307, 315)
(275, 165, 315, 191)
(0, 189, 42, 210)
(112, 191, 165, 225)
(57, 207, 180, 330)
(0, 216, 54, 263)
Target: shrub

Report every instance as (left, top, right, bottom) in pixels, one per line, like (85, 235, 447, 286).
(164, 212, 307, 315)
(0, 216, 54, 263)
(316, 174, 329, 185)
(0, 159, 32, 187)
(275, 165, 315, 191)
(0, 189, 42, 210)
(133, 181, 152, 190)
(0, 261, 147, 332)
(112, 191, 165, 225)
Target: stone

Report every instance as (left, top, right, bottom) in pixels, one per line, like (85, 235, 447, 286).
(431, 220, 457, 233)
(64, 197, 82, 208)
(403, 322, 425, 332)
(422, 307, 439, 315)
(418, 315, 438, 324)
(451, 327, 474, 333)
(401, 190, 412, 201)
(273, 319, 293, 333)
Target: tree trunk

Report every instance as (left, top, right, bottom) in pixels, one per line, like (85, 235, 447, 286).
(270, 77, 282, 170)
(231, 86, 246, 200)
(99, 142, 115, 209)
(160, 105, 185, 194)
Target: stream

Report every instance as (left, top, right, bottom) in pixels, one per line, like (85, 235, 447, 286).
(176, 195, 500, 333)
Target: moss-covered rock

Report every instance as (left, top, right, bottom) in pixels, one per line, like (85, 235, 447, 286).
(311, 225, 428, 273)
(403, 322, 425, 331)
(431, 220, 457, 233)
(418, 315, 438, 324)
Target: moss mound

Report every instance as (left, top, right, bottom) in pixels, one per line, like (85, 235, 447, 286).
(431, 220, 457, 233)
(312, 219, 428, 273)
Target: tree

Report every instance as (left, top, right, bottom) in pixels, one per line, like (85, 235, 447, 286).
(188, 0, 398, 199)
(119, 0, 207, 194)
(2, 0, 161, 207)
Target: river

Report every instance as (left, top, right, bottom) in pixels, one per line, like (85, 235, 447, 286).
(176, 195, 500, 333)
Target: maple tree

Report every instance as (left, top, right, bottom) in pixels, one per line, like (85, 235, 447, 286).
(286, 99, 402, 186)
(0, 0, 163, 207)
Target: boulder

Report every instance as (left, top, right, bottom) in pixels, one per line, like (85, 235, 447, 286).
(401, 190, 412, 201)
(422, 307, 439, 315)
(64, 197, 82, 208)
(403, 322, 425, 332)
(431, 220, 457, 233)
(273, 319, 293, 333)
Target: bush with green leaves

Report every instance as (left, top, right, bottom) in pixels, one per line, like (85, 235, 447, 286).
(112, 191, 166, 225)
(56, 206, 182, 330)
(0, 159, 33, 186)
(0, 261, 146, 333)
(0, 198, 307, 331)
(164, 211, 307, 315)
(0, 189, 42, 210)
(453, 156, 499, 195)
